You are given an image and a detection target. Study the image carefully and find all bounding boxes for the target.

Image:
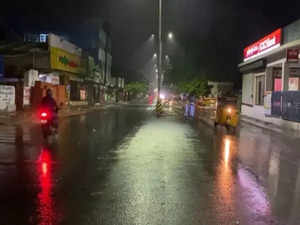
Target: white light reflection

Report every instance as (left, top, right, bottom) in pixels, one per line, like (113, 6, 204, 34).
(213, 136, 236, 223)
(238, 167, 271, 216)
(224, 138, 231, 166)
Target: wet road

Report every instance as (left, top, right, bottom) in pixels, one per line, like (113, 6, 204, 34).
(0, 105, 300, 225)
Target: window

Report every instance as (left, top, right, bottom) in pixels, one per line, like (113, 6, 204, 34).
(255, 75, 265, 105)
(39, 34, 48, 43)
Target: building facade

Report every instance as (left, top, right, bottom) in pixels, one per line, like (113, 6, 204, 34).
(0, 33, 89, 107)
(0, 21, 114, 109)
(239, 19, 300, 130)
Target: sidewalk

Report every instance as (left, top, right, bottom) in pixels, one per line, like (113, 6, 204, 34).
(0, 102, 127, 126)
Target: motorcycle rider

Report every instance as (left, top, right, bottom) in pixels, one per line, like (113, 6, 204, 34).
(41, 89, 59, 130)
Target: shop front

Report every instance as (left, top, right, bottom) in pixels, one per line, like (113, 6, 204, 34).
(239, 21, 300, 130)
(48, 33, 88, 106)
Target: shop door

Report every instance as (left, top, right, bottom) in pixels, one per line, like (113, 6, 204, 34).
(255, 75, 265, 105)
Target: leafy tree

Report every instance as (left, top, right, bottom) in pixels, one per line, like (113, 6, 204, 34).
(177, 78, 211, 97)
(125, 82, 148, 98)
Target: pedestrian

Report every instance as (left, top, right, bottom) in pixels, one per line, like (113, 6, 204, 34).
(184, 99, 189, 119)
(189, 94, 196, 118)
(190, 102, 195, 118)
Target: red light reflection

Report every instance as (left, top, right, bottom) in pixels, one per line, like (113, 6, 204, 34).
(37, 150, 56, 225)
(42, 162, 48, 175)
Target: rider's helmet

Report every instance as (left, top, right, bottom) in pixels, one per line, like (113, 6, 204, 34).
(46, 89, 53, 97)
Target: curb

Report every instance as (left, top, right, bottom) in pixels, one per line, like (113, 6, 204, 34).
(240, 116, 284, 134)
(0, 103, 124, 126)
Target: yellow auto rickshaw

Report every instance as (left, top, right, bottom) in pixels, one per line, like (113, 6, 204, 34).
(214, 97, 240, 131)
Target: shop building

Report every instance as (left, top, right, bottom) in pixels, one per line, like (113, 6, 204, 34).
(239, 19, 300, 130)
(48, 33, 88, 105)
(0, 23, 114, 108)
(0, 33, 89, 107)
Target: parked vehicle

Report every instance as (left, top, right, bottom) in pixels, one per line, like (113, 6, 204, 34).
(214, 97, 239, 131)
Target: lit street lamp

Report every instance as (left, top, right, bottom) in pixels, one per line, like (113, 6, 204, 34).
(168, 32, 174, 40)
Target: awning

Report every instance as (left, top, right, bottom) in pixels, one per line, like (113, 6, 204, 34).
(239, 60, 266, 73)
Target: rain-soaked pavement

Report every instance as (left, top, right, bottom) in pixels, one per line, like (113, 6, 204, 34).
(0, 105, 300, 225)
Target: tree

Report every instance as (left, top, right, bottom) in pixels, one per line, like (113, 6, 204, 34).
(125, 82, 148, 99)
(177, 78, 211, 97)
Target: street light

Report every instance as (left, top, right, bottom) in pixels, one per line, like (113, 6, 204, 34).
(155, 1, 172, 105)
(153, 53, 157, 58)
(168, 32, 174, 40)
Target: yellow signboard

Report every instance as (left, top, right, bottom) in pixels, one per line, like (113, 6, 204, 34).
(50, 47, 83, 74)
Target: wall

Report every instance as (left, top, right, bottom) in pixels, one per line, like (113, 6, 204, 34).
(0, 85, 15, 112)
(48, 33, 82, 56)
(0, 56, 4, 77)
(31, 81, 67, 108)
(283, 19, 300, 44)
(98, 48, 105, 73)
(242, 105, 266, 121)
(242, 104, 300, 131)
(106, 53, 112, 85)
(4, 52, 49, 77)
(242, 74, 254, 105)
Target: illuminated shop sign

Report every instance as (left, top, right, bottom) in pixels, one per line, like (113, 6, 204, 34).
(244, 29, 282, 61)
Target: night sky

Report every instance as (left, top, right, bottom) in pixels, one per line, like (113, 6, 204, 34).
(1, 0, 300, 83)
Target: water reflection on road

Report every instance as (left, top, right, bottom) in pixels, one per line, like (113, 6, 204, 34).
(36, 149, 58, 225)
(213, 136, 236, 223)
(236, 124, 300, 225)
(0, 107, 299, 225)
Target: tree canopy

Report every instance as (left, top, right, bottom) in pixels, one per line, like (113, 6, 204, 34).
(125, 82, 148, 96)
(177, 78, 211, 97)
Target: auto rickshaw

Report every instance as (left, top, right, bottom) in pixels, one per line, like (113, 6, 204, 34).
(214, 96, 240, 131)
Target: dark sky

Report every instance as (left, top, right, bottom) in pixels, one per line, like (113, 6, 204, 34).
(1, 0, 300, 82)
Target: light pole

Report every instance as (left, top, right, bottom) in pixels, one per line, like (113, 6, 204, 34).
(157, 0, 162, 102)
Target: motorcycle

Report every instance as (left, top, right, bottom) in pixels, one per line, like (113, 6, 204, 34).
(39, 108, 58, 139)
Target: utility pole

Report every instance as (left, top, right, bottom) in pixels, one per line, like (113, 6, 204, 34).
(157, 0, 162, 102)
(103, 22, 110, 86)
